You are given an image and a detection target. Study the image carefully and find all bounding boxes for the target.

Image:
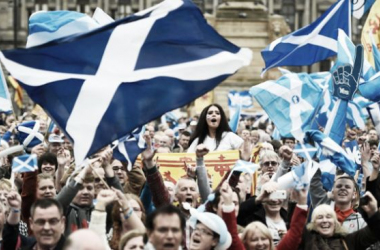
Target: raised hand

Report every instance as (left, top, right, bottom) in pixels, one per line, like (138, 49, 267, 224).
(332, 45, 363, 100)
(195, 144, 209, 159)
(220, 182, 233, 206)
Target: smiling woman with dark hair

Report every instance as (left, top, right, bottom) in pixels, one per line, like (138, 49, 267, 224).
(187, 104, 243, 153)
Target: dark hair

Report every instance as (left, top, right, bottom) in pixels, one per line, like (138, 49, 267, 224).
(270, 140, 282, 153)
(38, 153, 58, 173)
(368, 139, 379, 148)
(146, 204, 186, 232)
(209, 187, 241, 212)
(181, 131, 191, 137)
(30, 198, 64, 218)
(190, 104, 231, 150)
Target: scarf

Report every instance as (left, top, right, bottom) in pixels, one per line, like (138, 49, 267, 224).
(64, 203, 93, 236)
(334, 207, 354, 223)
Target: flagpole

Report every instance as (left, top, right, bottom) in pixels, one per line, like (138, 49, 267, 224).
(348, 0, 352, 40)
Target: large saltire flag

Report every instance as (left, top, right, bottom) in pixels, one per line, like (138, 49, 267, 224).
(250, 73, 323, 141)
(0, 0, 252, 164)
(261, 0, 349, 74)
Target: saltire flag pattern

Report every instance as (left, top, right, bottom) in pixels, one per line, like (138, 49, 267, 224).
(12, 154, 38, 173)
(261, 0, 349, 74)
(112, 126, 146, 171)
(250, 73, 323, 141)
(0, 0, 252, 164)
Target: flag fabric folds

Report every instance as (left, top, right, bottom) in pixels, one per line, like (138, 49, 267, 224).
(304, 130, 356, 176)
(12, 154, 38, 173)
(112, 126, 146, 171)
(16, 121, 45, 150)
(352, 0, 376, 19)
(0, 0, 252, 164)
(261, 0, 349, 74)
(0, 65, 13, 114)
(7, 76, 24, 109)
(228, 104, 241, 133)
(250, 73, 323, 141)
(361, 0, 380, 67)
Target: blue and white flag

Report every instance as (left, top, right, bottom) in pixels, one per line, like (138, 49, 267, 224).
(228, 90, 253, 109)
(16, 121, 44, 150)
(26, 8, 113, 48)
(0, 66, 12, 114)
(352, 0, 376, 19)
(294, 143, 318, 159)
(335, 29, 375, 82)
(228, 104, 241, 133)
(250, 73, 323, 141)
(0, 0, 252, 164)
(112, 126, 146, 171)
(226, 160, 258, 182)
(304, 130, 356, 176)
(261, 0, 349, 74)
(12, 154, 38, 173)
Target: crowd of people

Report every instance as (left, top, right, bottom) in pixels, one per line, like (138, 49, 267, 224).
(0, 103, 378, 250)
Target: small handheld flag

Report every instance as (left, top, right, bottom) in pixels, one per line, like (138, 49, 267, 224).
(12, 154, 38, 173)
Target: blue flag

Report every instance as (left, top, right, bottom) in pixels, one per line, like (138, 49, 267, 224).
(12, 154, 38, 173)
(112, 126, 146, 171)
(352, 0, 376, 19)
(304, 130, 356, 176)
(250, 73, 323, 141)
(0, 0, 252, 164)
(16, 121, 45, 150)
(228, 104, 241, 133)
(0, 65, 13, 114)
(261, 0, 349, 74)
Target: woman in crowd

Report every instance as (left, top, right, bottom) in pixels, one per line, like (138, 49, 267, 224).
(119, 230, 145, 250)
(299, 192, 380, 250)
(187, 104, 243, 153)
(241, 188, 308, 250)
(110, 193, 146, 250)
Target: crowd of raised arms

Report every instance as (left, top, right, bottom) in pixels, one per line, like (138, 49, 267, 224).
(0, 103, 378, 250)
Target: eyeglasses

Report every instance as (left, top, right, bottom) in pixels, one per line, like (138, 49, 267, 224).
(33, 218, 61, 227)
(262, 161, 278, 167)
(193, 227, 214, 237)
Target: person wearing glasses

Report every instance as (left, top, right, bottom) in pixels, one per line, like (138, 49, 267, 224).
(188, 209, 232, 250)
(3, 192, 66, 250)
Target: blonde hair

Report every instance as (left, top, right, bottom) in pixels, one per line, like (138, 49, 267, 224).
(307, 204, 346, 235)
(241, 221, 274, 250)
(0, 179, 13, 192)
(119, 230, 145, 250)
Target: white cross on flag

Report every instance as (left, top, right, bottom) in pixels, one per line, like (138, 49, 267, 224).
(0, 0, 252, 164)
(12, 154, 38, 173)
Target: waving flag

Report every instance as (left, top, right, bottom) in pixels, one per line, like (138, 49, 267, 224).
(261, 0, 349, 74)
(294, 143, 318, 159)
(226, 160, 258, 182)
(228, 104, 241, 133)
(353, 0, 376, 19)
(0, 0, 252, 164)
(304, 130, 356, 176)
(361, 0, 380, 67)
(27, 11, 101, 48)
(250, 73, 323, 141)
(0, 65, 12, 114)
(334, 29, 375, 82)
(112, 126, 146, 171)
(12, 154, 38, 173)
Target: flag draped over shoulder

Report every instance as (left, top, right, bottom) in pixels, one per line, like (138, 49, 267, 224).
(0, 0, 252, 164)
(250, 73, 323, 141)
(261, 0, 349, 74)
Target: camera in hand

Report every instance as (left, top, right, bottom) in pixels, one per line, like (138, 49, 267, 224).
(359, 196, 370, 206)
